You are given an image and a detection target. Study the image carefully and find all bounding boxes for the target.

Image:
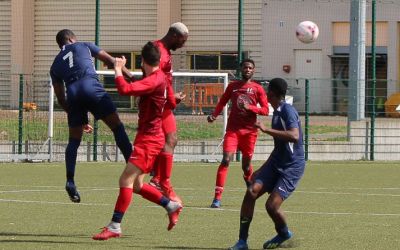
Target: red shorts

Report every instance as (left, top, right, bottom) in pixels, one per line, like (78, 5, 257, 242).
(128, 132, 165, 173)
(223, 129, 258, 158)
(162, 108, 176, 134)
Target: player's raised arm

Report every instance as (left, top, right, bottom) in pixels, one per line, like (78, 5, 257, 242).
(96, 50, 134, 80)
(114, 56, 156, 96)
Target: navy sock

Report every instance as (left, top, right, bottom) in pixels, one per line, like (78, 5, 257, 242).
(65, 138, 81, 182)
(276, 225, 290, 238)
(160, 196, 170, 207)
(112, 123, 132, 162)
(239, 216, 252, 242)
(112, 211, 124, 223)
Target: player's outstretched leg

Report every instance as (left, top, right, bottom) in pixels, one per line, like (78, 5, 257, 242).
(111, 122, 132, 162)
(158, 152, 182, 203)
(65, 137, 81, 203)
(211, 162, 229, 208)
(263, 230, 292, 249)
(92, 187, 132, 240)
(166, 200, 183, 231)
(228, 239, 249, 250)
(65, 181, 80, 203)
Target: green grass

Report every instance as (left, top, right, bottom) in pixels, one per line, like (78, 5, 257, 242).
(0, 161, 399, 249)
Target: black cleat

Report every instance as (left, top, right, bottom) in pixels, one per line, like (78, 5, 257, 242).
(65, 181, 81, 203)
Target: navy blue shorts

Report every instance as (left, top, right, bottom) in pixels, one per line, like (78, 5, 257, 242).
(66, 77, 116, 128)
(254, 159, 305, 200)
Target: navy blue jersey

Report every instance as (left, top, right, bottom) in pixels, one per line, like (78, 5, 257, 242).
(270, 101, 305, 166)
(50, 42, 101, 86)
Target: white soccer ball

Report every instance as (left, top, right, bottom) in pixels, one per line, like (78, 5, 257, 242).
(296, 21, 319, 44)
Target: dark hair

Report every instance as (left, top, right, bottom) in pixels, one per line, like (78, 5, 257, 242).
(141, 42, 160, 67)
(56, 29, 75, 47)
(240, 58, 255, 67)
(268, 78, 288, 98)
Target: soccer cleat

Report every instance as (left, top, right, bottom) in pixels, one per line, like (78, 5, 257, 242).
(92, 227, 121, 241)
(210, 198, 221, 208)
(228, 239, 249, 250)
(167, 201, 183, 231)
(263, 230, 293, 249)
(65, 181, 81, 203)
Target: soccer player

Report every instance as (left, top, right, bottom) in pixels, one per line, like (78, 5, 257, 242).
(228, 78, 306, 250)
(92, 42, 182, 241)
(207, 59, 269, 208)
(50, 29, 133, 203)
(149, 22, 188, 202)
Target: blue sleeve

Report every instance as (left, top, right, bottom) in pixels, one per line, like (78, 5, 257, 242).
(283, 105, 299, 129)
(50, 64, 63, 85)
(83, 42, 101, 56)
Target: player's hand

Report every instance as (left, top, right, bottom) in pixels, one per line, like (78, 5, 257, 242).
(175, 92, 186, 103)
(254, 121, 267, 132)
(83, 124, 93, 134)
(114, 56, 126, 70)
(207, 114, 216, 123)
(238, 102, 250, 111)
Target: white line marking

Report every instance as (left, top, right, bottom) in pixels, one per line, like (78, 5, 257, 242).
(0, 198, 111, 206)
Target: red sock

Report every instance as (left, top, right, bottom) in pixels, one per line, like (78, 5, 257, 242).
(151, 155, 161, 182)
(138, 183, 163, 205)
(215, 163, 229, 200)
(243, 165, 253, 181)
(159, 152, 174, 191)
(114, 187, 133, 213)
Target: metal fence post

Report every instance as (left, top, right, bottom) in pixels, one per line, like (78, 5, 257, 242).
(304, 79, 310, 161)
(18, 74, 24, 154)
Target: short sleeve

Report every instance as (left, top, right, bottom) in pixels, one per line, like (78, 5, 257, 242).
(83, 42, 101, 56)
(282, 105, 299, 129)
(49, 66, 62, 85)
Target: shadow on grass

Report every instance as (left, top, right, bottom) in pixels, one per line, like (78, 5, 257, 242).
(0, 232, 131, 245)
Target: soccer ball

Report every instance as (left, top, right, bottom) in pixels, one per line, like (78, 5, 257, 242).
(296, 21, 319, 44)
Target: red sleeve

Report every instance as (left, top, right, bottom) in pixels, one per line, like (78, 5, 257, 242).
(246, 85, 269, 115)
(211, 84, 232, 117)
(115, 75, 155, 96)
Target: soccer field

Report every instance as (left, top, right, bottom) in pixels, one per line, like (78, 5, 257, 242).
(0, 161, 399, 250)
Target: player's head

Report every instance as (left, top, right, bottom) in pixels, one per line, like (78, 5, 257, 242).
(56, 29, 77, 48)
(240, 58, 255, 81)
(267, 78, 287, 101)
(166, 22, 189, 51)
(141, 41, 161, 67)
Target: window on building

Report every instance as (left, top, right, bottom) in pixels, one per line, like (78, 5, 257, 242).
(188, 52, 245, 70)
(331, 53, 387, 115)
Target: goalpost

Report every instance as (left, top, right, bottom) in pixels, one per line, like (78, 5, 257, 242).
(42, 71, 230, 162)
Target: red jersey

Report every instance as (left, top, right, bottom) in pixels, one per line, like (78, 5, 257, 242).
(212, 80, 269, 131)
(115, 69, 169, 134)
(153, 40, 176, 109)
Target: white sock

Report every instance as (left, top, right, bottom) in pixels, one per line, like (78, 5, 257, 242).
(165, 200, 181, 213)
(107, 222, 121, 233)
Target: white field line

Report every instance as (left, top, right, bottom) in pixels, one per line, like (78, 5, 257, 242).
(0, 198, 399, 217)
